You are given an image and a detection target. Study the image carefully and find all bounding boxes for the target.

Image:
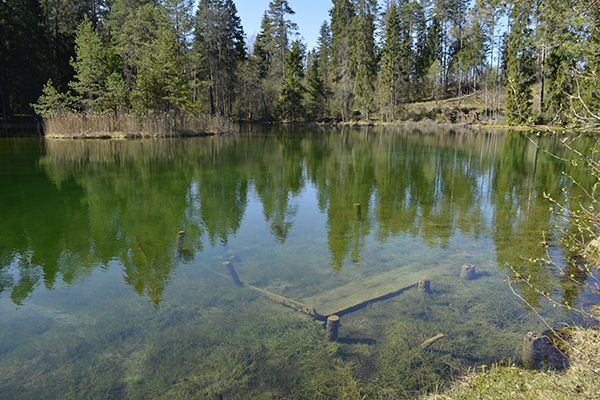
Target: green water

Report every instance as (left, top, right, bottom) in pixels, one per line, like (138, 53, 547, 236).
(0, 127, 597, 399)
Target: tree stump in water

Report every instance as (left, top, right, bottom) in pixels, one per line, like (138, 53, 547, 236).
(522, 331, 568, 370)
(353, 203, 362, 220)
(460, 264, 476, 280)
(177, 231, 186, 254)
(327, 315, 341, 341)
(418, 279, 431, 294)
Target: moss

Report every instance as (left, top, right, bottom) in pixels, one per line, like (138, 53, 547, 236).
(428, 328, 600, 400)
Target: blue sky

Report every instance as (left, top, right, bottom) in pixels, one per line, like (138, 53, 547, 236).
(235, 0, 333, 50)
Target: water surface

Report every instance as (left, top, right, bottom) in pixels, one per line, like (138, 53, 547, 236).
(0, 127, 596, 399)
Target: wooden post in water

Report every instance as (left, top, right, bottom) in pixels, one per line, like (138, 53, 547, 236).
(418, 279, 432, 294)
(522, 331, 568, 370)
(326, 315, 341, 341)
(354, 203, 362, 220)
(223, 261, 243, 287)
(177, 231, 186, 254)
(460, 264, 476, 280)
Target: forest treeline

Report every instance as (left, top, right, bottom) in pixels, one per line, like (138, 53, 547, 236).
(1, 0, 599, 127)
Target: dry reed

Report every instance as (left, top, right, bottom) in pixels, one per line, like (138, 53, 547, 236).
(44, 112, 236, 139)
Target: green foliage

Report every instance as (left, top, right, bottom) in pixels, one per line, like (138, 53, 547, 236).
(330, 0, 355, 120)
(131, 19, 191, 114)
(351, 0, 378, 120)
(305, 54, 329, 121)
(378, 2, 404, 121)
(504, 5, 534, 126)
(15, 0, 600, 125)
(277, 40, 305, 121)
(69, 18, 108, 112)
(195, 0, 246, 116)
(32, 80, 75, 117)
(101, 72, 129, 113)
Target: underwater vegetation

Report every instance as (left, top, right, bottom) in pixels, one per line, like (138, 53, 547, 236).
(0, 128, 597, 399)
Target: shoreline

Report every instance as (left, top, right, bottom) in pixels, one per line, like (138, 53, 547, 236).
(44, 130, 217, 140)
(4, 116, 597, 139)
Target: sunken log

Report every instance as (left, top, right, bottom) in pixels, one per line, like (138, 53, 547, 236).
(329, 283, 418, 317)
(420, 333, 445, 350)
(223, 261, 243, 287)
(326, 315, 341, 341)
(245, 284, 325, 320)
(460, 264, 476, 280)
(418, 279, 432, 294)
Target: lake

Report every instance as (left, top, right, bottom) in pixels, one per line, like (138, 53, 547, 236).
(0, 127, 597, 399)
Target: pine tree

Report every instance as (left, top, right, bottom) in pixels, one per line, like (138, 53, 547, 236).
(504, 4, 534, 125)
(277, 40, 305, 121)
(69, 18, 108, 112)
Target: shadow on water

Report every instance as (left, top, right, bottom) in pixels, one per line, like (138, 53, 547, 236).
(0, 127, 598, 399)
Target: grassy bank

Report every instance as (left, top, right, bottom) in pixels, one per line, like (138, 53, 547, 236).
(43, 113, 236, 139)
(426, 326, 600, 400)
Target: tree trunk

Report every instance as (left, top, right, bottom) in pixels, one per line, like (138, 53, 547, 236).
(0, 80, 12, 123)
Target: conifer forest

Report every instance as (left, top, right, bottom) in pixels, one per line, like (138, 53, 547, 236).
(1, 0, 598, 129)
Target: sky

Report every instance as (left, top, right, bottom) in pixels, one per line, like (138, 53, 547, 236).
(235, 0, 333, 50)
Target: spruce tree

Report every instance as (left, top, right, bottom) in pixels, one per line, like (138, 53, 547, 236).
(398, 0, 414, 100)
(101, 72, 129, 114)
(582, 5, 600, 116)
(266, 0, 298, 79)
(504, 5, 534, 125)
(251, 13, 277, 118)
(413, 0, 430, 92)
(132, 21, 190, 113)
(330, 0, 355, 120)
(33, 80, 75, 117)
(305, 53, 329, 120)
(317, 21, 332, 86)
(378, 2, 402, 120)
(351, 0, 378, 120)
(195, 0, 246, 116)
(69, 18, 108, 112)
(163, 0, 194, 53)
(277, 40, 305, 121)
(538, 0, 578, 123)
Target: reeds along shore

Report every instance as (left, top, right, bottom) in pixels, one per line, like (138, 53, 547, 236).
(43, 112, 236, 139)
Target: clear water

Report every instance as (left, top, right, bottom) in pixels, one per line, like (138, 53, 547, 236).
(0, 127, 597, 399)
